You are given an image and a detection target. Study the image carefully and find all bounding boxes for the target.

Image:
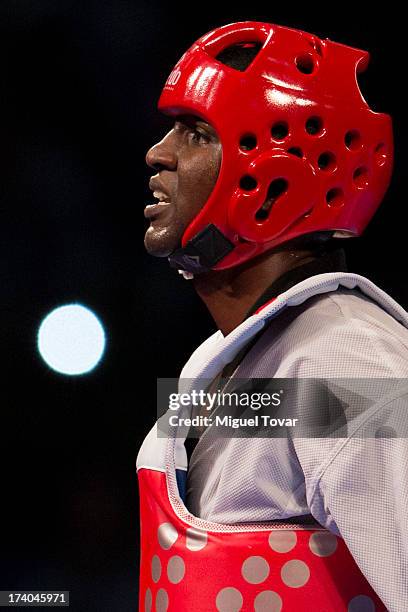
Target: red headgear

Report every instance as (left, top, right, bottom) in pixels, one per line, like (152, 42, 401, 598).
(157, 21, 393, 274)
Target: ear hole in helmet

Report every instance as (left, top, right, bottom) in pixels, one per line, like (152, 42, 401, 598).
(287, 147, 303, 158)
(271, 121, 289, 140)
(255, 178, 288, 221)
(345, 130, 362, 150)
(215, 42, 262, 72)
(353, 166, 369, 188)
(374, 142, 387, 166)
(318, 152, 337, 171)
(295, 54, 315, 74)
(239, 134, 257, 151)
(305, 116, 324, 136)
(240, 175, 258, 190)
(326, 187, 344, 208)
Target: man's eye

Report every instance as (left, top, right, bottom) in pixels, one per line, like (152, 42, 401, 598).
(188, 128, 209, 144)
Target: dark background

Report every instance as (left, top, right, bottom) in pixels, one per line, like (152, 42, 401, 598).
(0, 2, 404, 610)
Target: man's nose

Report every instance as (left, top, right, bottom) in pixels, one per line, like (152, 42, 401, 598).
(145, 135, 177, 172)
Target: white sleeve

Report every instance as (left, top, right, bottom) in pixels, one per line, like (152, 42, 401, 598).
(305, 389, 408, 612)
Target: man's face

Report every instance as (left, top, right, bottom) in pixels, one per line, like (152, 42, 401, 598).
(144, 114, 222, 257)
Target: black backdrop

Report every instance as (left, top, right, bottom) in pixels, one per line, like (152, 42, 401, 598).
(0, 2, 405, 610)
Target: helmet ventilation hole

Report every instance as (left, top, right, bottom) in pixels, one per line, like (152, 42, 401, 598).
(295, 54, 315, 74)
(271, 121, 289, 140)
(353, 166, 369, 188)
(255, 178, 288, 221)
(240, 175, 258, 190)
(374, 142, 387, 166)
(239, 134, 257, 151)
(326, 187, 344, 208)
(305, 116, 323, 136)
(287, 147, 303, 158)
(318, 152, 336, 171)
(345, 130, 361, 150)
(215, 42, 263, 71)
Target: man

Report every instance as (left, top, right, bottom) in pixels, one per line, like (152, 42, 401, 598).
(137, 21, 408, 611)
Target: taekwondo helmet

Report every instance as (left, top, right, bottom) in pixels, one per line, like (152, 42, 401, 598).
(156, 21, 393, 274)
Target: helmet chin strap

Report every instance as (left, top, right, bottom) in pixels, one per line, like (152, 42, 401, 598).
(167, 223, 235, 277)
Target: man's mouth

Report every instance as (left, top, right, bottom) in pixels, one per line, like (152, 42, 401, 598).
(145, 181, 172, 219)
(152, 190, 170, 203)
(144, 200, 171, 219)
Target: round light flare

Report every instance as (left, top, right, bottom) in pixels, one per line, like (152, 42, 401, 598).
(37, 304, 106, 375)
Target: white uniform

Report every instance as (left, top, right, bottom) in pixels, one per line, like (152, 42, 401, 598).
(181, 270, 408, 612)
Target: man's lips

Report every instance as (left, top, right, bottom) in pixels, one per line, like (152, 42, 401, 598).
(146, 176, 172, 219)
(149, 178, 171, 201)
(144, 201, 171, 219)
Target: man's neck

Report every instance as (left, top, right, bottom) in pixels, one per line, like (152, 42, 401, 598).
(192, 249, 317, 336)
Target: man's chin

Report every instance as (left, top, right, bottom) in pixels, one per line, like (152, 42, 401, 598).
(144, 228, 177, 258)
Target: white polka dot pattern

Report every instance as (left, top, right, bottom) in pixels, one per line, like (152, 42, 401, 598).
(186, 527, 208, 551)
(268, 530, 297, 553)
(309, 532, 338, 557)
(151, 554, 161, 583)
(167, 555, 185, 584)
(241, 556, 270, 584)
(348, 594, 375, 611)
(144, 588, 152, 612)
(216, 587, 244, 612)
(254, 590, 283, 611)
(281, 559, 310, 588)
(157, 522, 178, 550)
(137, 463, 388, 610)
(156, 588, 169, 611)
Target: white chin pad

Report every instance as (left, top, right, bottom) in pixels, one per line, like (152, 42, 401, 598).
(332, 231, 354, 238)
(178, 269, 195, 280)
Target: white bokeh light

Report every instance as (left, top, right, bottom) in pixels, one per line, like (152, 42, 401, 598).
(37, 304, 106, 375)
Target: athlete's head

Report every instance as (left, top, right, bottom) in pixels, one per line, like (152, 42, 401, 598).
(144, 44, 262, 258)
(145, 21, 393, 275)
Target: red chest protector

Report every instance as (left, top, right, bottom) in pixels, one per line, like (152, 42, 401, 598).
(137, 425, 386, 611)
(136, 273, 404, 610)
